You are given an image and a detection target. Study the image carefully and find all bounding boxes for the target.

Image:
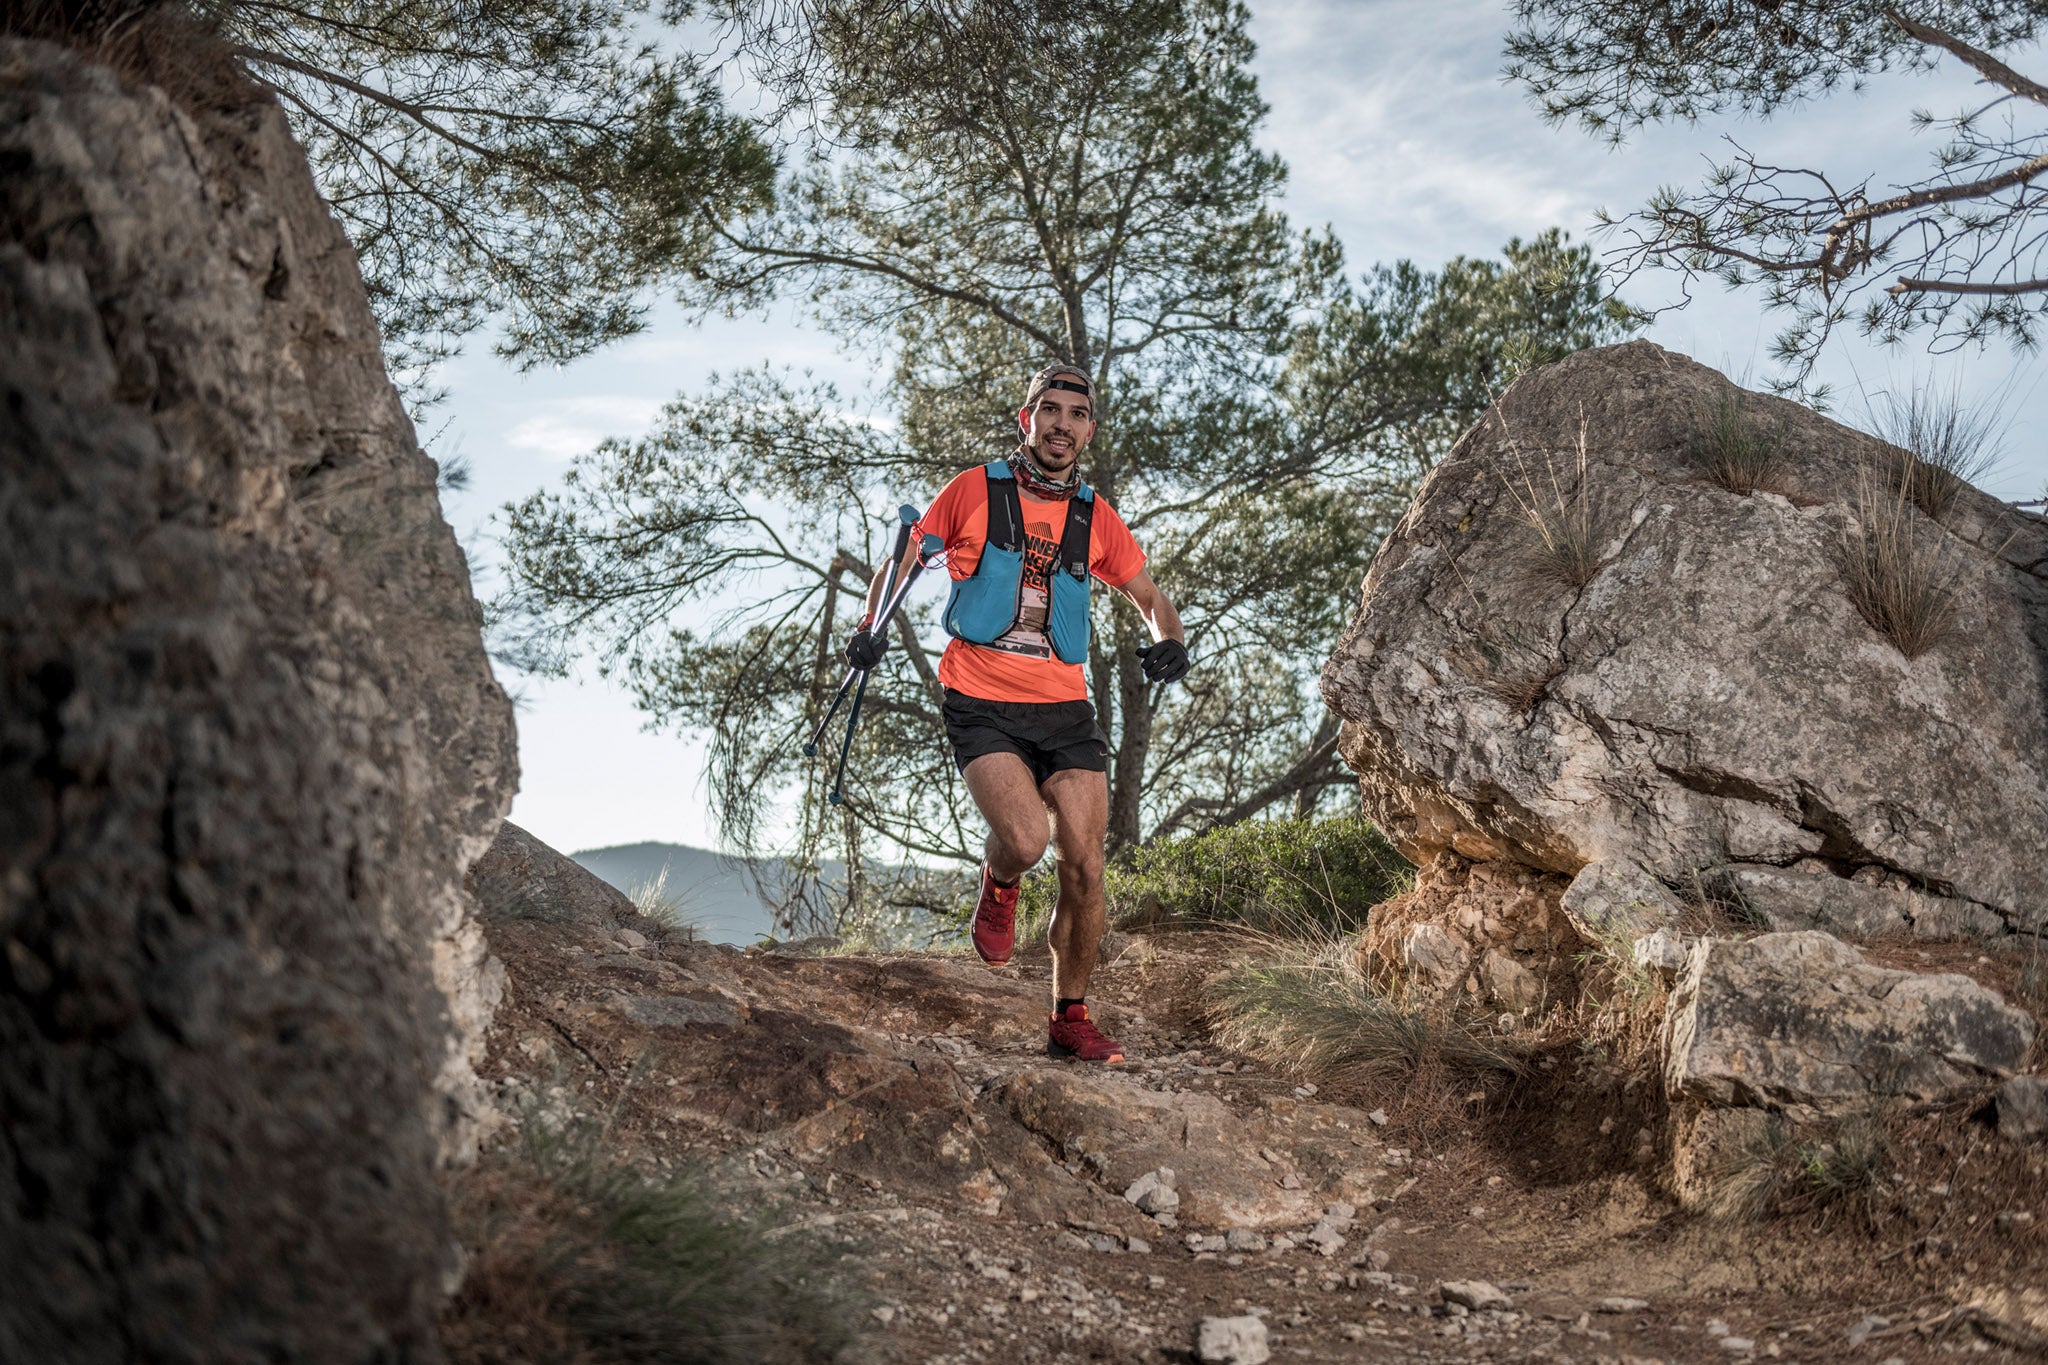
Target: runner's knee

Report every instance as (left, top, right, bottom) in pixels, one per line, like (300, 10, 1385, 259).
(990, 822, 1049, 870)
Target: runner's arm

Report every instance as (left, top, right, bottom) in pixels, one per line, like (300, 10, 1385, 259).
(1111, 569, 1184, 645)
(861, 538, 925, 626)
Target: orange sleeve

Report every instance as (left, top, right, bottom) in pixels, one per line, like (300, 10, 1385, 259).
(1089, 497, 1146, 588)
(915, 467, 989, 579)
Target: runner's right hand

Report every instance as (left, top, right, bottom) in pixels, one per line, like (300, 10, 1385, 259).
(845, 627, 888, 671)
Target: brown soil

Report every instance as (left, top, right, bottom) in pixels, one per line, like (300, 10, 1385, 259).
(446, 917, 2048, 1364)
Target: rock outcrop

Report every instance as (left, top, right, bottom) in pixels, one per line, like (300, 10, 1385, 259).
(1322, 341, 2048, 935)
(1, 36, 514, 1363)
(1664, 932, 2036, 1113)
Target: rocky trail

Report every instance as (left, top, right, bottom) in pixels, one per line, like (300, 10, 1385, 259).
(470, 890, 2048, 1365)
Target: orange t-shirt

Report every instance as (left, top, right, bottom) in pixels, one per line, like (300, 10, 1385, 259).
(914, 466, 1146, 703)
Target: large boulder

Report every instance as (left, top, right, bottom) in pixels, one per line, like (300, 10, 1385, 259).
(1664, 932, 2035, 1113)
(0, 34, 515, 1364)
(1321, 341, 2048, 934)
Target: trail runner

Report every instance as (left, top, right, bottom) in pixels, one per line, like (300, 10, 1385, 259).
(845, 363, 1189, 1064)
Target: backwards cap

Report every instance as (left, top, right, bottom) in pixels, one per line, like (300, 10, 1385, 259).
(1023, 363, 1096, 416)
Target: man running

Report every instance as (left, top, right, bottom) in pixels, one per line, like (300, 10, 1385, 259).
(844, 363, 1188, 1064)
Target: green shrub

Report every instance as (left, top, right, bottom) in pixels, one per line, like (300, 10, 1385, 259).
(1018, 815, 1412, 939)
(442, 1111, 861, 1364)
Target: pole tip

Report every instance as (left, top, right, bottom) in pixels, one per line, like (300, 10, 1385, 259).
(827, 791, 843, 806)
(802, 742, 818, 757)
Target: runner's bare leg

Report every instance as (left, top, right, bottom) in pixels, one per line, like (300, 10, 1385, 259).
(1039, 767, 1109, 1004)
(961, 753, 1050, 883)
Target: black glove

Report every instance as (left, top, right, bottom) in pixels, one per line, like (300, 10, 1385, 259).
(844, 626, 888, 671)
(1136, 638, 1190, 683)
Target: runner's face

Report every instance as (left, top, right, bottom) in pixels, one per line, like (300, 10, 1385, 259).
(1020, 389, 1095, 474)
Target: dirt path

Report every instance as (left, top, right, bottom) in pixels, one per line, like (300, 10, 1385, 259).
(472, 920, 2046, 1364)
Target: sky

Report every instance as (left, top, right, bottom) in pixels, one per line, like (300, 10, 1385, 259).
(431, 0, 2048, 859)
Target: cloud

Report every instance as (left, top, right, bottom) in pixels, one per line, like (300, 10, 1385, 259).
(503, 396, 666, 461)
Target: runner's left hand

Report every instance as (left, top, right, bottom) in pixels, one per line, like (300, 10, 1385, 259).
(1136, 639, 1190, 683)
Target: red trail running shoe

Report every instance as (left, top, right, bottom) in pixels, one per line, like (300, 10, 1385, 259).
(1047, 1003, 1125, 1063)
(970, 864, 1018, 965)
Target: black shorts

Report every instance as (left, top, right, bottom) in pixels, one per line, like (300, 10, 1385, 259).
(942, 691, 1109, 786)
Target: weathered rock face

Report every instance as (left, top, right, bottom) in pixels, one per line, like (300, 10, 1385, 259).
(1322, 341, 2048, 934)
(1664, 932, 2036, 1113)
(471, 818, 668, 939)
(0, 38, 515, 1363)
(1355, 854, 1580, 1015)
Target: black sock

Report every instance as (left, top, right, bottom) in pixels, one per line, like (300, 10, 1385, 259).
(1056, 997, 1085, 1016)
(988, 867, 1019, 889)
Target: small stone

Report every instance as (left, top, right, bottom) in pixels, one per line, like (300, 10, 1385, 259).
(1260, 1147, 1283, 1164)
(1368, 1109, 1390, 1126)
(1845, 1314, 1890, 1346)
(1085, 1232, 1122, 1253)
(1124, 1169, 1182, 1215)
(1195, 1314, 1271, 1364)
(1148, 1275, 1167, 1289)
(1706, 1318, 1730, 1337)
(1055, 1231, 1091, 1251)
(1339, 1322, 1366, 1341)
(1127, 1237, 1151, 1254)
(1269, 1235, 1296, 1253)
(1225, 1228, 1268, 1252)
(1280, 1172, 1303, 1190)
(1997, 1076, 2048, 1141)
(1995, 1210, 2034, 1229)
(1153, 1211, 1179, 1228)
(1439, 1280, 1513, 1312)
(1323, 1201, 1356, 1227)
(1186, 1233, 1228, 1254)
(871, 1306, 896, 1325)
(1721, 1338, 1755, 1353)
(1597, 1297, 1649, 1314)
(1304, 1224, 1346, 1257)
(615, 927, 648, 949)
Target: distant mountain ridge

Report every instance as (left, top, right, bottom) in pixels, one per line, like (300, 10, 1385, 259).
(568, 841, 844, 945)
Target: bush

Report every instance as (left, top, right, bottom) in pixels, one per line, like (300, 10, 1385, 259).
(441, 1112, 861, 1364)
(1018, 816, 1412, 940)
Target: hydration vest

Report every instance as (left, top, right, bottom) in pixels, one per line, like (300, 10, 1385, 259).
(942, 460, 1095, 664)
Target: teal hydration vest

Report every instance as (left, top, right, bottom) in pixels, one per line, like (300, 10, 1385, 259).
(942, 460, 1096, 664)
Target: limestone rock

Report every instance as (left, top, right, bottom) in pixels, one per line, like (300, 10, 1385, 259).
(1195, 1314, 1271, 1364)
(999, 1069, 1376, 1227)
(1440, 1280, 1513, 1312)
(1356, 854, 1579, 1009)
(0, 35, 514, 1363)
(471, 819, 673, 938)
(1322, 340, 2048, 934)
(1728, 863, 2003, 941)
(1124, 1168, 1181, 1215)
(1996, 1077, 2048, 1142)
(1664, 932, 2035, 1112)
(1561, 859, 1685, 939)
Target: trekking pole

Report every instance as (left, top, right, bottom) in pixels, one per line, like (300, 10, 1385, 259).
(804, 505, 917, 758)
(801, 505, 944, 805)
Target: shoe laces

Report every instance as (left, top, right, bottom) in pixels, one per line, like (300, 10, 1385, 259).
(980, 871, 1017, 928)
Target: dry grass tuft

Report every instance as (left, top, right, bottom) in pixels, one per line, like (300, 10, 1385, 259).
(627, 866, 701, 941)
(1866, 382, 2003, 523)
(1700, 1108, 1892, 1227)
(442, 1106, 861, 1365)
(4, 2, 261, 114)
(1692, 390, 1790, 495)
(1498, 405, 1608, 589)
(1841, 455, 1970, 659)
(1206, 937, 1523, 1102)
